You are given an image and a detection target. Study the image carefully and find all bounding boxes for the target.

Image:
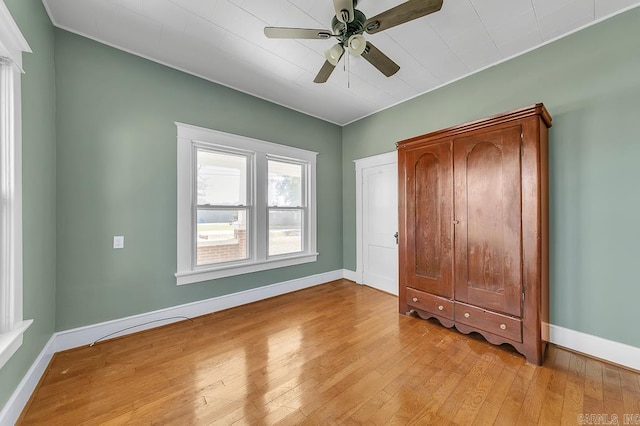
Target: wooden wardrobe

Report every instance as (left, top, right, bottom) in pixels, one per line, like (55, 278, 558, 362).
(397, 104, 551, 365)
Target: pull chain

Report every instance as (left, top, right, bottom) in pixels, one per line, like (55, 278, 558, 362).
(347, 51, 351, 89)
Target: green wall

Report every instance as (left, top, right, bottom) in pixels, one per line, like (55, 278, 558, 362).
(0, 0, 57, 409)
(54, 30, 343, 330)
(342, 8, 640, 348)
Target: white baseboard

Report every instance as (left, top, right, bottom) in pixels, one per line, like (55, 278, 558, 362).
(55, 269, 344, 352)
(0, 335, 56, 426)
(342, 269, 360, 283)
(545, 323, 640, 371)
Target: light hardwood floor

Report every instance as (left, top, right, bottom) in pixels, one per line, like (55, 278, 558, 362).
(18, 280, 640, 425)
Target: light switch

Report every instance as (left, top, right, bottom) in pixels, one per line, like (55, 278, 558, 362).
(113, 235, 124, 249)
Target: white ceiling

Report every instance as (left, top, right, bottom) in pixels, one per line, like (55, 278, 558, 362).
(43, 0, 640, 125)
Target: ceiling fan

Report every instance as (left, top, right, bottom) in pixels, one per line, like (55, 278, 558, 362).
(264, 0, 443, 83)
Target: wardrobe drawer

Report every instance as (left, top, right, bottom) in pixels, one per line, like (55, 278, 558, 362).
(406, 287, 454, 320)
(454, 302, 522, 342)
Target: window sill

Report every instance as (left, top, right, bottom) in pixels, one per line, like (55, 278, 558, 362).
(175, 253, 318, 285)
(0, 319, 33, 370)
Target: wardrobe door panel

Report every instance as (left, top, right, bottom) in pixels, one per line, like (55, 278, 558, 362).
(453, 126, 523, 317)
(405, 141, 453, 298)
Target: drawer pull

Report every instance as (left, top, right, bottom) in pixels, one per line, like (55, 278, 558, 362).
(500, 324, 507, 330)
(412, 297, 418, 302)
(438, 305, 444, 311)
(464, 312, 470, 318)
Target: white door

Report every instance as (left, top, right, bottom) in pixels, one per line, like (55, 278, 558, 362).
(358, 155, 398, 295)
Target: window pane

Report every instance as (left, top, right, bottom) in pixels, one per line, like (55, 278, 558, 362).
(197, 150, 247, 206)
(268, 210, 302, 256)
(268, 160, 303, 207)
(196, 209, 248, 265)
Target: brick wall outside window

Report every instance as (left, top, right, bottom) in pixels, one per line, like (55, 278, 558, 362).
(197, 229, 247, 265)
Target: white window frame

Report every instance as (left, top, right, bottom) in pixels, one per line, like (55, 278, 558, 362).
(0, 0, 32, 370)
(175, 123, 318, 285)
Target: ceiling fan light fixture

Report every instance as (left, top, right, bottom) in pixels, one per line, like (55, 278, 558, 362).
(264, 0, 444, 82)
(347, 34, 366, 56)
(324, 43, 344, 66)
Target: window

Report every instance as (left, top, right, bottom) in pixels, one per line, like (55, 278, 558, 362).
(195, 148, 250, 266)
(176, 123, 317, 285)
(268, 159, 305, 256)
(0, 1, 32, 370)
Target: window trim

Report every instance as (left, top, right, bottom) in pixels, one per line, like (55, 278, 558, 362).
(175, 122, 318, 285)
(0, 1, 32, 370)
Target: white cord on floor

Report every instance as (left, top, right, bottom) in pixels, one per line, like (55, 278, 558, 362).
(89, 316, 193, 347)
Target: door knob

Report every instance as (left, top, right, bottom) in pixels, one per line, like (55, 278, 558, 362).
(394, 232, 399, 244)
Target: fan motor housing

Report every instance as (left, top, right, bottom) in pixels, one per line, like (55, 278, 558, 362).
(331, 9, 366, 40)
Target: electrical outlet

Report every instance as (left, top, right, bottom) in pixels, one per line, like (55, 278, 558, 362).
(113, 235, 124, 249)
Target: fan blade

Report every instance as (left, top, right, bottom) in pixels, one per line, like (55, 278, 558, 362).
(314, 57, 341, 83)
(333, 0, 355, 23)
(362, 42, 400, 77)
(264, 27, 332, 39)
(364, 0, 443, 34)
